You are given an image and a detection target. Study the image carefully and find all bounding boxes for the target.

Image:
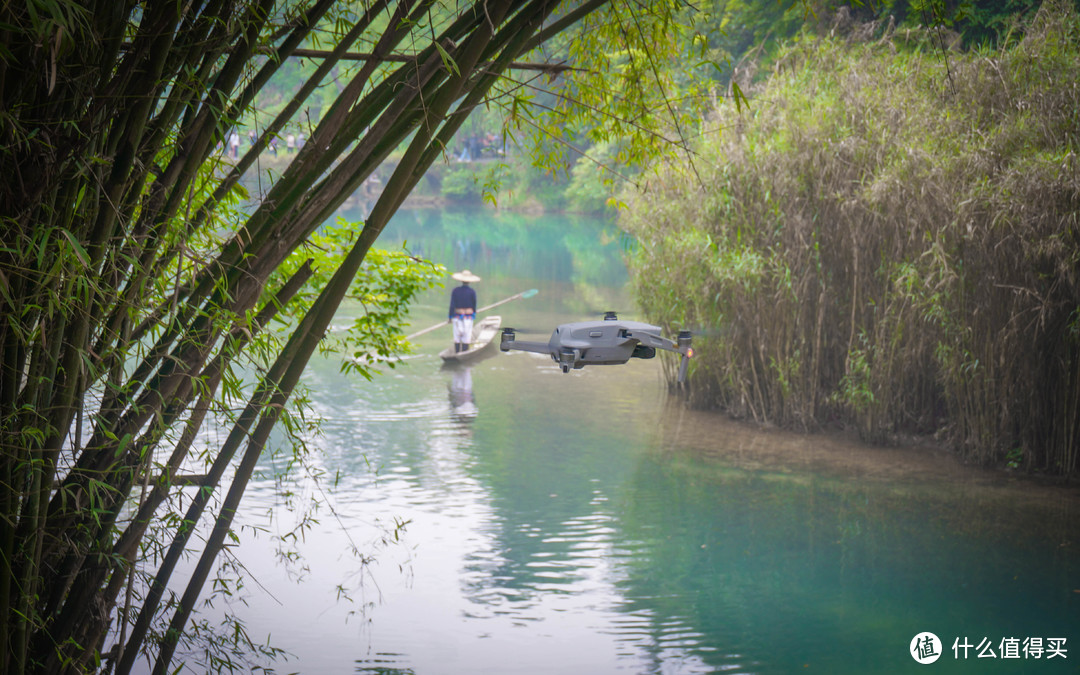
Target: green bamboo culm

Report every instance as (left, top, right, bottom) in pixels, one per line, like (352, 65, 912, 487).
(0, 0, 646, 671)
(624, 1, 1080, 475)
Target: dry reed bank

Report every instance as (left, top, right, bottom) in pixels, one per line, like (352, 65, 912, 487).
(623, 3, 1080, 475)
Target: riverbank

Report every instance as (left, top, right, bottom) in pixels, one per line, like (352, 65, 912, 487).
(658, 396, 1080, 502)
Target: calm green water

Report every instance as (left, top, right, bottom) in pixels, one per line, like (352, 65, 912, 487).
(213, 207, 1079, 674)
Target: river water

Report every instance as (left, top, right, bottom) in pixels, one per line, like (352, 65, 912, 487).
(208, 207, 1078, 674)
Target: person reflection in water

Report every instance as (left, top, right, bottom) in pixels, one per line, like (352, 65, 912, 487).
(449, 367, 477, 421)
(448, 269, 480, 353)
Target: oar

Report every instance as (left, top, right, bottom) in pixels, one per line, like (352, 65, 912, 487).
(404, 288, 539, 341)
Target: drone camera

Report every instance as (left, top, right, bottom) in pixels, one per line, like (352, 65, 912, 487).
(558, 347, 577, 373)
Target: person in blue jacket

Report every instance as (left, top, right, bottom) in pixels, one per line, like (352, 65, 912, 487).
(448, 269, 480, 352)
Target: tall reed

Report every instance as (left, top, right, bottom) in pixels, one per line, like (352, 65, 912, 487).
(623, 2, 1080, 474)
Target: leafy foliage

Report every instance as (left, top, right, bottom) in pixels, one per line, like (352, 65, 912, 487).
(275, 218, 444, 376)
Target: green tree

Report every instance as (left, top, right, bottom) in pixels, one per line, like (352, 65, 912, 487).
(0, 0, 693, 672)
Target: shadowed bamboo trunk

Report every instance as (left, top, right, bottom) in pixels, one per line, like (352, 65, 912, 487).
(0, 0, 640, 671)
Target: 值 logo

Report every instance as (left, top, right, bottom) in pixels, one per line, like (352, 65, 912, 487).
(911, 632, 943, 664)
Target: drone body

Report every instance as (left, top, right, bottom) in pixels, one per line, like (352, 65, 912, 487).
(500, 312, 693, 382)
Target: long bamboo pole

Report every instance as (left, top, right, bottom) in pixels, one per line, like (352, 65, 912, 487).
(405, 288, 539, 340)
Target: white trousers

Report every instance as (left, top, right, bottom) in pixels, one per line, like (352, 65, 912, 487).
(451, 314, 474, 344)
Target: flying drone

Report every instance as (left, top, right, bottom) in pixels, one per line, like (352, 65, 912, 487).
(500, 312, 693, 382)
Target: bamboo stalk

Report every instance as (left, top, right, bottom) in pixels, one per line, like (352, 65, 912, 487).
(257, 46, 575, 74)
(150, 4, 558, 670)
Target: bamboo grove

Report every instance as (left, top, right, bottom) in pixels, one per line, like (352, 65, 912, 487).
(0, 0, 704, 671)
(625, 2, 1080, 475)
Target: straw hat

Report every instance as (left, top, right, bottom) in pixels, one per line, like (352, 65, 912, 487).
(451, 269, 481, 283)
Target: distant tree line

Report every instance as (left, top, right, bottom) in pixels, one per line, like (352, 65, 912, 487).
(419, 0, 1080, 213)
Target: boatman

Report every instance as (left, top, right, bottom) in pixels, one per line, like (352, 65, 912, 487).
(448, 269, 480, 352)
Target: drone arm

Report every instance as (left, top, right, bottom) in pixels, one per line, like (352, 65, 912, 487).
(500, 328, 552, 355)
(621, 330, 682, 355)
(677, 350, 691, 383)
(623, 329, 693, 383)
(502, 340, 552, 355)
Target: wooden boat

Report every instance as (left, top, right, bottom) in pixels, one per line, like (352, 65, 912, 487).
(439, 315, 502, 364)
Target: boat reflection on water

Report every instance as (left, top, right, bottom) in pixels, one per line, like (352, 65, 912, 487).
(448, 366, 477, 421)
(440, 315, 503, 423)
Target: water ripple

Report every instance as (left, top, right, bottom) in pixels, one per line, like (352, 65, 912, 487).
(354, 652, 414, 675)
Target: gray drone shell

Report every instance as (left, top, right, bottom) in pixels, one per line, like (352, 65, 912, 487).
(548, 320, 663, 368)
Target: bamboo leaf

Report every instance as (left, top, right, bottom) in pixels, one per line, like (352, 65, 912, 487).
(434, 41, 460, 76)
(59, 228, 90, 268)
(731, 80, 749, 114)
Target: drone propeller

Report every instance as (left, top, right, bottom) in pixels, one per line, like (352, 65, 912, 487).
(674, 320, 733, 341)
(498, 324, 547, 335)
